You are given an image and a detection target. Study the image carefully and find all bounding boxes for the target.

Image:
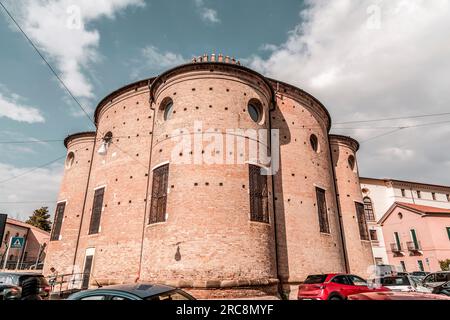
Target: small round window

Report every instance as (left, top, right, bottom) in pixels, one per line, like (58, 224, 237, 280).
(348, 155, 356, 171)
(247, 99, 262, 123)
(310, 134, 319, 153)
(161, 98, 174, 121)
(65, 152, 75, 169)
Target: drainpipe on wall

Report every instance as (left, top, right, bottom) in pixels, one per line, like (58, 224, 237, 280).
(328, 140, 350, 274)
(136, 80, 157, 281)
(268, 93, 283, 298)
(71, 134, 97, 275)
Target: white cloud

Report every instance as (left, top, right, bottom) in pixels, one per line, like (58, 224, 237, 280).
(0, 90, 45, 123)
(248, 0, 450, 184)
(131, 46, 186, 79)
(6, 0, 145, 100)
(194, 0, 220, 24)
(0, 161, 63, 221)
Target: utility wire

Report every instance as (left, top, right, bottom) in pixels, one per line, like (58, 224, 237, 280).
(334, 112, 450, 125)
(0, 154, 66, 185)
(0, 1, 96, 129)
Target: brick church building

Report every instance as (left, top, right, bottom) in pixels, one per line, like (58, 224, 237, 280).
(44, 54, 373, 298)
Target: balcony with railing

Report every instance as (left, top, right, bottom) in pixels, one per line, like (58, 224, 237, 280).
(390, 243, 404, 256)
(406, 241, 423, 255)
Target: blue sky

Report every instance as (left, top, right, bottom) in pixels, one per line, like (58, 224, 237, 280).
(1, 0, 450, 220)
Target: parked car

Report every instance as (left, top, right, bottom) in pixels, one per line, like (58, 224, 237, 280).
(422, 271, 450, 289)
(432, 281, 450, 297)
(348, 291, 450, 300)
(0, 272, 50, 299)
(67, 283, 195, 300)
(378, 275, 431, 293)
(0, 284, 21, 300)
(409, 271, 429, 278)
(297, 274, 390, 300)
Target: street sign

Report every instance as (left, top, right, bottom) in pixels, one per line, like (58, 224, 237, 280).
(10, 237, 24, 249)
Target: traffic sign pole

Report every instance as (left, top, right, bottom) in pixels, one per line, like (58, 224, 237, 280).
(2, 237, 12, 270)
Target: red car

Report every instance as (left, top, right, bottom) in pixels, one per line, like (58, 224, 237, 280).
(348, 291, 450, 300)
(298, 274, 389, 300)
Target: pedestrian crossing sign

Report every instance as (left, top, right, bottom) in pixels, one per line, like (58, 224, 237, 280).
(10, 237, 24, 249)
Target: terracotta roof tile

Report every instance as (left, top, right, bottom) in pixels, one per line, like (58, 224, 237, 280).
(397, 202, 450, 214)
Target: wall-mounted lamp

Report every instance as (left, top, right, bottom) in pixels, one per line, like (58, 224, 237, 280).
(97, 132, 113, 156)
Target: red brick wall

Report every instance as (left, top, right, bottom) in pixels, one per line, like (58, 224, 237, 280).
(44, 134, 95, 277)
(330, 136, 374, 277)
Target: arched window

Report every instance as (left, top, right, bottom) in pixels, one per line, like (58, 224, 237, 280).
(348, 155, 356, 171)
(247, 99, 263, 123)
(160, 98, 174, 121)
(310, 134, 319, 153)
(363, 197, 375, 221)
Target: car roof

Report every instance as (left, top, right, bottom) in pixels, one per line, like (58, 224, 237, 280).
(73, 283, 177, 299)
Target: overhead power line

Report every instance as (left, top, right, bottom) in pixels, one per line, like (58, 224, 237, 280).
(334, 112, 450, 125)
(0, 154, 66, 185)
(0, 1, 96, 129)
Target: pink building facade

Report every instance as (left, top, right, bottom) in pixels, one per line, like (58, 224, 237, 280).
(379, 202, 450, 272)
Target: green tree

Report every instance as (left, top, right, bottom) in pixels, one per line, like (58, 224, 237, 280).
(26, 207, 52, 232)
(440, 259, 450, 271)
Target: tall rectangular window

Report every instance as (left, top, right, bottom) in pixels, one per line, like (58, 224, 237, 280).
(447, 194, 450, 202)
(249, 164, 269, 223)
(446, 227, 450, 241)
(417, 190, 421, 199)
(50, 202, 66, 241)
(401, 189, 406, 197)
(410, 229, 419, 249)
(417, 260, 424, 271)
(149, 164, 169, 224)
(356, 202, 370, 241)
(88, 188, 105, 235)
(394, 232, 402, 250)
(432, 192, 436, 200)
(400, 261, 407, 272)
(369, 229, 378, 241)
(316, 188, 329, 233)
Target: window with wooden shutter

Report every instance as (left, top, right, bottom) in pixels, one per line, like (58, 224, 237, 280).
(356, 202, 370, 240)
(50, 202, 66, 241)
(89, 188, 105, 235)
(249, 164, 269, 223)
(149, 164, 169, 224)
(316, 188, 330, 233)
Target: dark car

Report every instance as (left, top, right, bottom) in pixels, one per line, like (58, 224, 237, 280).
(0, 272, 50, 299)
(67, 283, 195, 300)
(0, 284, 21, 300)
(297, 274, 389, 300)
(432, 281, 450, 297)
(409, 271, 429, 277)
(422, 271, 450, 289)
(348, 291, 450, 300)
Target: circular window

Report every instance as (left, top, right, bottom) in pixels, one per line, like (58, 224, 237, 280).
(310, 134, 319, 153)
(247, 99, 262, 123)
(348, 155, 356, 171)
(65, 152, 75, 169)
(162, 99, 174, 121)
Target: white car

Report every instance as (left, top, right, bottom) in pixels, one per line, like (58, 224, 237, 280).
(380, 275, 432, 293)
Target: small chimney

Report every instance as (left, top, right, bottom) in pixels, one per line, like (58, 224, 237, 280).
(218, 53, 223, 62)
(211, 53, 216, 62)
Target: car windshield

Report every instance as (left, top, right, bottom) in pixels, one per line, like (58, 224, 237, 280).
(381, 276, 411, 286)
(304, 275, 328, 284)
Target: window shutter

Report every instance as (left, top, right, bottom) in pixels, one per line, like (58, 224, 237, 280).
(51, 202, 66, 241)
(249, 164, 269, 223)
(89, 188, 105, 234)
(356, 202, 370, 240)
(316, 188, 330, 233)
(149, 164, 169, 224)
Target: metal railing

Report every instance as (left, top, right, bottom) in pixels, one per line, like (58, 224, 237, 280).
(47, 272, 92, 299)
(390, 243, 403, 253)
(406, 241, 422, 252)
